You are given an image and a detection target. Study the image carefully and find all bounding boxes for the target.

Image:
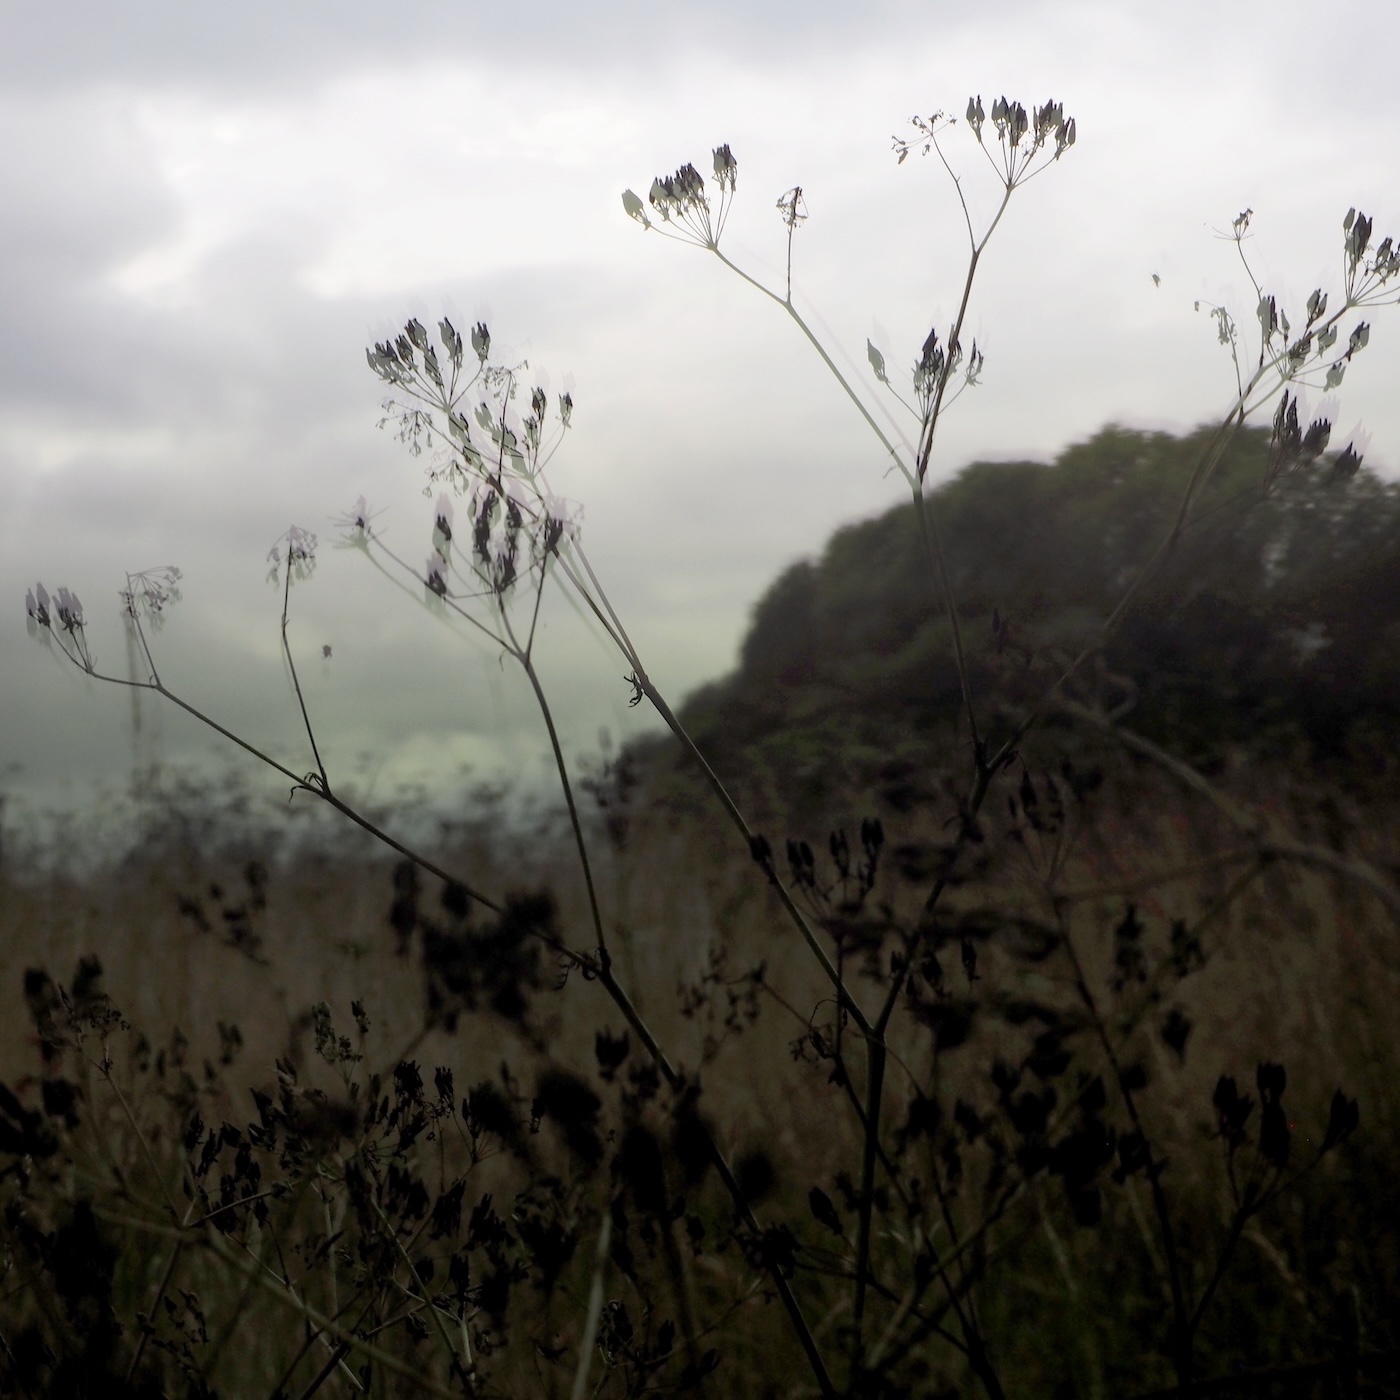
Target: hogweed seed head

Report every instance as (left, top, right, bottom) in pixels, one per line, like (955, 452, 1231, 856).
(895, 96, 1072, 181)
(634, 150, 735, 249)
(269, 526, 317, 567)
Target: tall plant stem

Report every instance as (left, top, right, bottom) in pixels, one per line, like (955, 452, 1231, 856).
(553, 539, 881, 1045)
(280, 563, 328, 790)
(518, 646, 608, 955)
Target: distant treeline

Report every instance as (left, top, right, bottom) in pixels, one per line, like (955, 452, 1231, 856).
(676, 425, 1400, 798)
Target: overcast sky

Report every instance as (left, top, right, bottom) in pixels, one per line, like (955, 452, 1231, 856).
(3, 1, 1398, 849)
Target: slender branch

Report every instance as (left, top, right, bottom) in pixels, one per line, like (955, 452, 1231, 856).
(711, 247, 913, 485)
(519, 649, 608, 956)
(911, 489, 982, 767)
(280, 561, 329, 790)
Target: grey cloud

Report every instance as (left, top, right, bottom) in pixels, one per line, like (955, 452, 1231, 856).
(0, 1, 945, 94)
(0, 98, 179, 417)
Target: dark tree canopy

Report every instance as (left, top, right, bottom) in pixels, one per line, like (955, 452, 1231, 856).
(680, 424, 1400, 790)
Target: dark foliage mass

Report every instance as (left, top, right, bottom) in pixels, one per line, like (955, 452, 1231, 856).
(683, 425, 1400, 793)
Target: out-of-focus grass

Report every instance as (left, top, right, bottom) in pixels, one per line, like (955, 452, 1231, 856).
(2, 739, 1397, 1396)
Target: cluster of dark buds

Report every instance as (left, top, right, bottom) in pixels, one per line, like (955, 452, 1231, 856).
(1212, 1062, 1357, 1187)
(1343, 207, 1400, 301)
(895, 96, 1074, 189)
(911, 327, 982, 400)
(369, 317, 573, 501)
(25, 582, 83, 634)
(423, 476, 581, 608)
(863, 323, 985, 435)
(366, 315, 486, 391)
(621, 145, 737, 249)
(1202, 208, 1391, 480)
(26, 582, 94, 670)
(1247, 251, 1371, 391)
(968, 95, 1075, 154)
(1266, 390, 1332, 482)
(1265, 389, 1365, 487)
